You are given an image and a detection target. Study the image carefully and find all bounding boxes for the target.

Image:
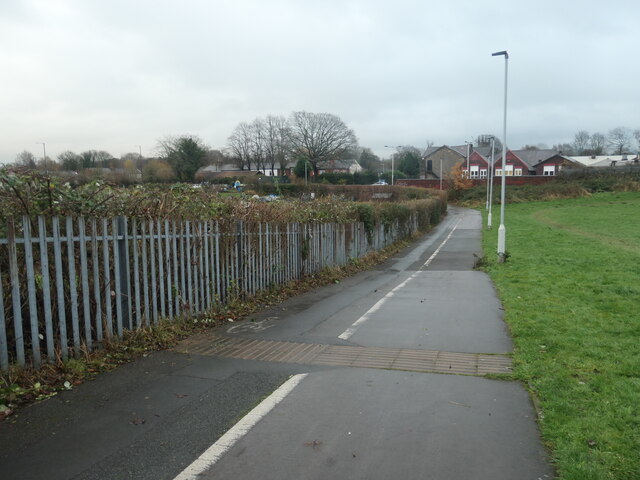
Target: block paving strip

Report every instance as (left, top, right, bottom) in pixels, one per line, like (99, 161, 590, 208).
(174, 334, 512, 376)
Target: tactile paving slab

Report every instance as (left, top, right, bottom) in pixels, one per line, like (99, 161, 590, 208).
(174, 334, 512, 376)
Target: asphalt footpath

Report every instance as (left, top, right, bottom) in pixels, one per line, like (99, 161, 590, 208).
(0, 206, 554, 480)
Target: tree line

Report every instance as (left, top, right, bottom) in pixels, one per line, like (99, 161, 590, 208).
(526, 127, 640, 156)
(7, 111, 431, 183)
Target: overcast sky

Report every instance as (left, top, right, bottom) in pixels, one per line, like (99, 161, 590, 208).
(1, 0, 638, 164)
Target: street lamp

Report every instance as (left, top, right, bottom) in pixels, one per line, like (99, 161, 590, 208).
(492, 50, 509, 262)
(384, 145, 403, 185)
(36, 142, 48, 175)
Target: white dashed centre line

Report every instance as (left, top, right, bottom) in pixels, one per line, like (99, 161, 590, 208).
(337, 216, 463, 341)
(173, 373, 308, 480)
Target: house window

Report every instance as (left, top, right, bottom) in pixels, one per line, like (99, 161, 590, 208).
(495, 168, 502, 176)
(470, 166, 479, 179)
(480, 169, 487, 178)
(505, 165, 513, 176)
(514, 168, 522, 176)
(543, 165, 555, 176)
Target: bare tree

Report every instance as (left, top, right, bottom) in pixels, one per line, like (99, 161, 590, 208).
(263, 115, 289, 175)
(588, 133, 606, 155)
(227, 122, 253, 170)
(250, 118, 267, 173)
(57, 150, 82, 171)
(607, 127, 632, 155)
(573, 130, 590, 154)
(288, 111, 358, 176)
(551, 143, 575, 155)
(15, 150, 36, 168)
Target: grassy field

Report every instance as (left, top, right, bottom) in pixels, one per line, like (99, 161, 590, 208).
(480, 191, 640, 480)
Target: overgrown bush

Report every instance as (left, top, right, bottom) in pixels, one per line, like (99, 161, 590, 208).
(0, 170, 445, 229)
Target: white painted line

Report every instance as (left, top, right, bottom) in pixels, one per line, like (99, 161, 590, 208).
(173, 373, 308, 480)
(338, 215, 464, 341)
(422, 216, 463, 269)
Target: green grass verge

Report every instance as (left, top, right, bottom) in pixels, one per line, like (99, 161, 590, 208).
(480, 192, 640, 480)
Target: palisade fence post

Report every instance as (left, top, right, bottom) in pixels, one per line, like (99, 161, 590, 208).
(101, 218, 113, 339)
(66, 217, 80, 352)
(123, 218, 133, 327)
(157, 220, 166, 318)
(38, 216, 55, 361)
(90, 218, 103, 343)
(178, 221, 191, 313)
(116, 216, 132, 331)
(0, 255, 9, 372)
(214, 221, 221, 302)
(298, 223, 302, 279)
(258, 223, 263, 292)
(197, 221, 205, 311)
(185, 221, 193, 312)
(149, 220, 158, 325)
(78, 217, 92, 351)
(164, 220, 173, 320)
(173, 220, 181, 316)
(23, 216, 42, 368)
(141, 221, 150, 326)
(132, 219, 142, 329)
(204, 221, 211, 310)
(236, 220, 243, 295)
(7, 218, 25, 367)
(53, 217, 69, 357)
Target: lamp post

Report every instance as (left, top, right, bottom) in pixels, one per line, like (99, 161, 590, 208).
(465, 140, 471, 174)
(492, 50, 509, 262)
(36, 142, 47, 175)
(384, 145, 403, 185)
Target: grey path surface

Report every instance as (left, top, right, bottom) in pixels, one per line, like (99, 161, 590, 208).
(0, 206, 554, 480)
(205, 369, 548, 480)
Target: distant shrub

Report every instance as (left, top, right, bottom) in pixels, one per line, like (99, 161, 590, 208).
(0, 170, 446, 231)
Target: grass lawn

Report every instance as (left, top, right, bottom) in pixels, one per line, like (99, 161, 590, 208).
(480, 191, 640, 480)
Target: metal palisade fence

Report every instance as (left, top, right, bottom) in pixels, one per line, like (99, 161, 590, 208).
(0, 213, 423, 371)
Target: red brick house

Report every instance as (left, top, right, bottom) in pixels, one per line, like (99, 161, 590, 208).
(532, 154, 581, 176)
(462, 151, 491, 179)
(492, 150, 534, 177)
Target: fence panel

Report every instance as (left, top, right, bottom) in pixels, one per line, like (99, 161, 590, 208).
(0, 212, 427, 371)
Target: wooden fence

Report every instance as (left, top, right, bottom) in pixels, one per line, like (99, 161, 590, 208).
(0, 214, 422, 371)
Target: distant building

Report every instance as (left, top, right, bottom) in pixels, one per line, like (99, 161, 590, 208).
(423, 145, 469, 180)
(569, 154, 640, 168)
(317, 158, 362, 174)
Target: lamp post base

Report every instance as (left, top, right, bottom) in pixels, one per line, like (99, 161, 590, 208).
(497, 224, 506, 262)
